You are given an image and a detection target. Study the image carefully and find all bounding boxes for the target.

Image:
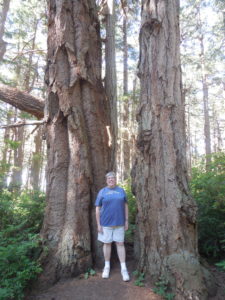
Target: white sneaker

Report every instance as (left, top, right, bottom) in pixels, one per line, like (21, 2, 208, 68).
(121, 269, 130, 281)
(102, 267, 110, 278)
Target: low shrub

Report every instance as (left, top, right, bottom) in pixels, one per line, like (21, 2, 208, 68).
(121, 179, 137, 243)
(190, 152, 225, 259)
(0, 189, 45, 299)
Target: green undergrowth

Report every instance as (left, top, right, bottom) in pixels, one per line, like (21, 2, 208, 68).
(84, 268, 96, 279)
(132, 270, 145, 287)
(215, 259, 225, 271)
(190, 152, 225, 268)
(153, 276, 174, 300)
(0, 189, 45, 300)
(121, 179, 137, 244)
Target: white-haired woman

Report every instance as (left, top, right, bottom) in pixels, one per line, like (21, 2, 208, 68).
(95, 171, 129, 281)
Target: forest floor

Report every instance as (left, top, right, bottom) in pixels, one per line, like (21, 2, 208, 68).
(208, 265, 225, 300)
(26, 260, 162, 300)
(26, 246, 225, 300)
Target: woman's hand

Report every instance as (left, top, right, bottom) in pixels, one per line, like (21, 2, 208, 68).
(125, 220, 129, 231)
(97, 224, 103, 233)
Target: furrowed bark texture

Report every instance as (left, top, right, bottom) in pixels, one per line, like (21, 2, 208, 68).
(132, 1, 212, 299)
(40, 0, 110, 285)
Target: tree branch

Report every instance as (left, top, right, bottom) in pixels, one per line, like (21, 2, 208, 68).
(0, 85, 44, 119)
(12, 49, 47, 61)
(0, 120, 46, 129)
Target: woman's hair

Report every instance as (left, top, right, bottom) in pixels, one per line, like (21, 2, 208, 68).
(105, 171, 116, 178)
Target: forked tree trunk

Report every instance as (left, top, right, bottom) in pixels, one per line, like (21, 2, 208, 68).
(40, 0, 110, 286)
(132, 1, 213, 298)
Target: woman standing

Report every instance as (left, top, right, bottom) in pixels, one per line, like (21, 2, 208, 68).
(95, 171, 130, 281)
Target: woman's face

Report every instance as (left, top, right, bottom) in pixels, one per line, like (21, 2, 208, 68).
(106, 176, 116, 188)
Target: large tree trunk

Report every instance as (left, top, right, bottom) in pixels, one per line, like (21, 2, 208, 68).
(105, 0, 117, 171)
(132, 1, 213, 298)
(39, 0, 110, 286)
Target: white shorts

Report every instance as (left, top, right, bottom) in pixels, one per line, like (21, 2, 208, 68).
(98, 226, 125, 243)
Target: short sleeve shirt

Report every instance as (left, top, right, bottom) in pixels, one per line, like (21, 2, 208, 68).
(95, 186, 127, 227)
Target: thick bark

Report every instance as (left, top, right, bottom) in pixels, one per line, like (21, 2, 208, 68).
(0, 86, 44, 119)
(0, 0, 10, 61)
(39, 0, 110, 286)
(105, 0, 117, 171)
(132, 1, 212, 298)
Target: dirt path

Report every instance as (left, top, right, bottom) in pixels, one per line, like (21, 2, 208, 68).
(27, 262, 162, 300)
(26, 260, 225, 300)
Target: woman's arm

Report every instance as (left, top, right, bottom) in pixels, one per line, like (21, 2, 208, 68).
(96, 206, 103, 233)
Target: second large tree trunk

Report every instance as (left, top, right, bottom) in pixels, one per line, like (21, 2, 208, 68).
(132, 0, 212, 298)
(40, 0, 110, 286)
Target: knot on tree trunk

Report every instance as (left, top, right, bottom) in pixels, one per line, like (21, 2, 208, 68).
(136, 130, 153, 153)
(141, 18, 162, 37)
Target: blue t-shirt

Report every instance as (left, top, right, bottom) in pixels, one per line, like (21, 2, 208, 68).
(95, 186, 127, 226)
